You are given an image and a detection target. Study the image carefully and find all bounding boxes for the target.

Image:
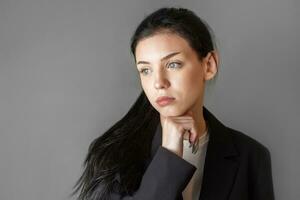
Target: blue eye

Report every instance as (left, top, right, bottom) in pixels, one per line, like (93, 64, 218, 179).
(139, 62, 182, 76)
(139, 68, 150, 75)
(168, 62, 182, 69)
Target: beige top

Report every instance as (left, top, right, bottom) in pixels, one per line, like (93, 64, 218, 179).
(182, 129, 209, 200)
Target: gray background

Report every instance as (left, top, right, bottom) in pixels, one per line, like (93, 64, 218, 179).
(0, 0, 299, 199)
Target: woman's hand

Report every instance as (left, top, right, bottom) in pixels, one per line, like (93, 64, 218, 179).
(160, 110, 201, 158)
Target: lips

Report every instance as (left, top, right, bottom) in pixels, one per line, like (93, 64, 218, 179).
(156, 96, 175, 106)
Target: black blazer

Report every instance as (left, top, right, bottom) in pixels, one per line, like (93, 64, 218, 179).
(107, 106, 275, 200)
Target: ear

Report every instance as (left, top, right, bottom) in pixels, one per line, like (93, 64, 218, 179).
(203, 50, 219, 81)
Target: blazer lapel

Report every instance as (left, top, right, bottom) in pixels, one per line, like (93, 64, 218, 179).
(199, 107, 239, 200)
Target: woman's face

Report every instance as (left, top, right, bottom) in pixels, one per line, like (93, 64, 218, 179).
(135, 32, 216, 117)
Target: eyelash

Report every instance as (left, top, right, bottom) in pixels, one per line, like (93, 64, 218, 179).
(139, 62, 182, 75)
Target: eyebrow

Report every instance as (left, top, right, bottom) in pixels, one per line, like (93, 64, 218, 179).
(136, 51, 181, 65)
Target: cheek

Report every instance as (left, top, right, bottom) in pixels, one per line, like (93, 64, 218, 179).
(190, 72, 203, 88)
(175, 70, 203, 100)
(175, 69, 202, 91)
(140, 79, 155, 100)
(140, 78, 149, 92)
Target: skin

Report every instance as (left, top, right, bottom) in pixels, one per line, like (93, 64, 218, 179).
(135, 31, 219, 157)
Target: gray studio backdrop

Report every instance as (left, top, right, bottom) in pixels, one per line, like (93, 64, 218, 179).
(0, 0, 299, 199)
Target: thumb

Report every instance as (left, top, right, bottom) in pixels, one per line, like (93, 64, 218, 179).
(189, 126, 197, 144)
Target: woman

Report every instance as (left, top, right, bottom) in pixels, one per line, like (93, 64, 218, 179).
(72, 7, 275, 200)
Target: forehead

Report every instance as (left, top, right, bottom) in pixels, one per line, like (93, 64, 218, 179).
(135, 33, 192, 61)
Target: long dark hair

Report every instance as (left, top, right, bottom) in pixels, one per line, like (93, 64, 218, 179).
(71, 6, 218, 200)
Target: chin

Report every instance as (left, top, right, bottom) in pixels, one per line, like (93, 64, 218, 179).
(157, 106, 187, 117)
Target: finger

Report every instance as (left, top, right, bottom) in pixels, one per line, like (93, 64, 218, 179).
(173, 121, 196, 136)
(177, 122, 194, 130)
(177, 122, 197, 144)
(171, 119, 193, 123)
(170, 116, 193, 120)
(192, 138, 199, 154)
(188, 125, 198, 144)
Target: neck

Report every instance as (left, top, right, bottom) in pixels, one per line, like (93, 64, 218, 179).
(190, 105, 207, 139)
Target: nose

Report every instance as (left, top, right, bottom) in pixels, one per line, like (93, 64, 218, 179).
(154, 70, 170, 89)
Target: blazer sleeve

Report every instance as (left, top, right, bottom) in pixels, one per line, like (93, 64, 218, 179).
(252, 147, 275, 200)
(109, 146, 197, 200)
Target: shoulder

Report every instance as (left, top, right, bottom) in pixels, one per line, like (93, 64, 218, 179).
(225, 126, 271, 160)
(224, 126, 274, 195)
